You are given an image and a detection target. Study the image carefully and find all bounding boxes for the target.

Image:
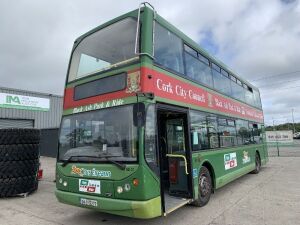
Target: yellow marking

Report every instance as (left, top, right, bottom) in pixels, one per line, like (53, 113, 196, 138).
(166, 154, 189, 175)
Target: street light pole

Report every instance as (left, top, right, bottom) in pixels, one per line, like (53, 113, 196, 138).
(292, 109, 295, 134)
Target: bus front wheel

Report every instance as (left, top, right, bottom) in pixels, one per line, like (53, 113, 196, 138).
(192, 166, 212, 207)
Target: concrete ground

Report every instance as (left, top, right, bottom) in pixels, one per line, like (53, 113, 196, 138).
(268, 139, 300, 157)
(0, 157, 300, 225)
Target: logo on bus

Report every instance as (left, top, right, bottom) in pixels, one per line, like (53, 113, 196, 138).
(224, 152, 237, 170)
(79, 179, 100, 194)
(126, 71, 141, 93)
(242, 151, 251, 164)
(71, 165, 112, 178)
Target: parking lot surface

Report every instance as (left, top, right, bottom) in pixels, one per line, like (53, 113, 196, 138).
(0, 156, 300, 225)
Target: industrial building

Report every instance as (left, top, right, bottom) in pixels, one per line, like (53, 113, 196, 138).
(0, 86, 63, 157)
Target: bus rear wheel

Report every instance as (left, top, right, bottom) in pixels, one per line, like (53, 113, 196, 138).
(251, 153, 261, 174)
(192, 166, 212, 207)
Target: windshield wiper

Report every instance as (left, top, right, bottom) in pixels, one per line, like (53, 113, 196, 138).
(103, 156, 126, 170)
(61, 155, 96, 167)
(61, 155, 126, 170)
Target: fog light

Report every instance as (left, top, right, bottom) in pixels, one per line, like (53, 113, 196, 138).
(59, 178, 63, 184)
(133, 178, 139, 187)
(63, 181, 68, 187)
(117, 186, 123, 194)
(124, 183, 131, 191)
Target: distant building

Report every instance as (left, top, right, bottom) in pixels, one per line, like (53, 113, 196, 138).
(0, 86, 63, 157)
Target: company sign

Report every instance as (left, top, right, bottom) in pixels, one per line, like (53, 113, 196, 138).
(0, 93, 50, 111)
(266, 131, 293, 143)
(224, 152, 237, 170)
(79, 179, 101, 194)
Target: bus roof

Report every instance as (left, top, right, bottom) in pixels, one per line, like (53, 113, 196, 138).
(72, 6, 259, 92)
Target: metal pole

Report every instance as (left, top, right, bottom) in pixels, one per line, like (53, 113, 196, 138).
(273, 118, 279, 157)
(292, 108, 296, 134)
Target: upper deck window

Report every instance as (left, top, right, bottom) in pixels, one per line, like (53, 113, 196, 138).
(154, 22, 184, 74)
(68, 18, 138, 81)
(198, 53, 210, 65)
(184, 45, 197, 57)
(212, 63, 221, 72)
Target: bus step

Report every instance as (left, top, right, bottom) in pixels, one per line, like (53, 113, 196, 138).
(164, 194, 192, 216)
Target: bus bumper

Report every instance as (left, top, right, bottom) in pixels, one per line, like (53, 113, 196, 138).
(55, 189, 162, 219)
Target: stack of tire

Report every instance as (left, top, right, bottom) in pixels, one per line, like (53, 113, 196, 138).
(0, 129, 40, 197)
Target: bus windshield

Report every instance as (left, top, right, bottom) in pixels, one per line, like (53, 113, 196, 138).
(58, 105, 137, 162)
(68, 17, 138, 81)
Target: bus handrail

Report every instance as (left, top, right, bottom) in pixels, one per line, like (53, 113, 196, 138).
(166, 154, 189, 175)
(135, 2, 156, 59)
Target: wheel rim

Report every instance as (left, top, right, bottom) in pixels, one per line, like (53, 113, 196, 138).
(199, 173, 210, 197)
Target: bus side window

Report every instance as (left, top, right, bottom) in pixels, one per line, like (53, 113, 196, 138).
(190, 110, 219, 150)
(249, 123, 262, 144)
(218, 118, 237, 147)
(236, 119, 251, 145)
(154, 22, 184, 74)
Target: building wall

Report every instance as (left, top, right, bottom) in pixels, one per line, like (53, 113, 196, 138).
(0, 87, 63, 129)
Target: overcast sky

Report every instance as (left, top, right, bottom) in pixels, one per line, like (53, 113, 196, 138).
(0, 0, 299, 125)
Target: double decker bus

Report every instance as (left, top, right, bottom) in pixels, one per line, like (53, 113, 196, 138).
(56, 3, 267, 219)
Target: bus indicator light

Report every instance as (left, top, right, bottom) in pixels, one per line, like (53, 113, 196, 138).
(133, 178, 139, 186)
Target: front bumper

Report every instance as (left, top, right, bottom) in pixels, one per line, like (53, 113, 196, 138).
(55, 189, 161, 219)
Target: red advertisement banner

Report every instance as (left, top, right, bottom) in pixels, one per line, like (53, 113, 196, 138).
(141, 67, 263, 123)
(63, 66, 263, 123)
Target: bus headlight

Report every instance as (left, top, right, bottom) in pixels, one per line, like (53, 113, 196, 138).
(63, 181, 68, 187)
(59, 178, 63, 184)
(117, 186, 123, 194)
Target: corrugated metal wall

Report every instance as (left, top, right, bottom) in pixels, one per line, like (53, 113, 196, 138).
(0, 87, 63, 129)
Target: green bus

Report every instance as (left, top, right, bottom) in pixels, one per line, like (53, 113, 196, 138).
(56, 3, 267, 219)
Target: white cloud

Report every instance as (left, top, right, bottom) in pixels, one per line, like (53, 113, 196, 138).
(0, 0, 299, 125)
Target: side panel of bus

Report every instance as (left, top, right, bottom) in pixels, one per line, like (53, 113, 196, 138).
(191, 144, 267, 198)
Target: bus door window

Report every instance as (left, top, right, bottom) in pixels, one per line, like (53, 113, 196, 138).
(145, 105, 159, 175)
(166, 119, 186, 154)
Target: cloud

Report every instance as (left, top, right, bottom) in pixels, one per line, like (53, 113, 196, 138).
(0, 0, 299, 125)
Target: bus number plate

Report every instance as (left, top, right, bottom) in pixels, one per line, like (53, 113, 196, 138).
(80, 198, 98, 207)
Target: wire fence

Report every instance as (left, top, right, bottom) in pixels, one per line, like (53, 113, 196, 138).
(267, 139, 300, 157)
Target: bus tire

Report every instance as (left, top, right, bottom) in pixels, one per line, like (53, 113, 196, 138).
(251, 153, 261, 174)
(192, 166, 212, 207)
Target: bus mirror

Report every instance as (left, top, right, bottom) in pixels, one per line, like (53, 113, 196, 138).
(133, 103, 145, 127)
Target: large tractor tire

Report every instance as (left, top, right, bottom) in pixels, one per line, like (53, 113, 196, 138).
(0, 128, 40, 197)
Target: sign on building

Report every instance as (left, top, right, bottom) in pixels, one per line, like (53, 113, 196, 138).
(266, 130, 293, 143)
(0, 93, 50, 111)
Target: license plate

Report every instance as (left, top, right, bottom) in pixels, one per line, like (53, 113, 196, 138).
(80, 198, 98, 207)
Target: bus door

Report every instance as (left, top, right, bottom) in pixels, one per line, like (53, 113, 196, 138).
(157, 106, 193, 215)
